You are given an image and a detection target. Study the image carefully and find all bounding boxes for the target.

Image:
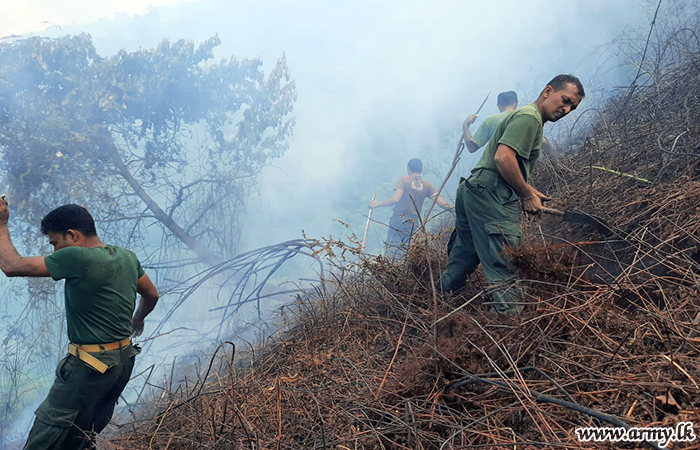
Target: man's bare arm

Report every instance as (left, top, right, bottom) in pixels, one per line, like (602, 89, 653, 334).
(131, 273, 160, 337)
(493, 144, 550, 214)
(463, 115, 480, 153)
(370, 189, 404, 208)
(0, 201, 50, 277)
(431, 193, 454, 211)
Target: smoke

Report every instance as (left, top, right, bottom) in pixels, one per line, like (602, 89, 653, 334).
(0, 0, 669, 443)
(6, 0, 646, 252)
(7, 1, 655, 250)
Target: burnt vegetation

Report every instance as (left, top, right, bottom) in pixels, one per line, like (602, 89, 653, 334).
(101, 4, 700, 450)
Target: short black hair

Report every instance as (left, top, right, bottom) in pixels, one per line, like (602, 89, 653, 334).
(41, 204, 97, 236)
(407, 158, 422, 174)
(546, 74, 585, 97)
(497, 91, 518, 107)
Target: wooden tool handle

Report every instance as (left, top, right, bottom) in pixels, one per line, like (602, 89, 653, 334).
(541, 206, 565, 217)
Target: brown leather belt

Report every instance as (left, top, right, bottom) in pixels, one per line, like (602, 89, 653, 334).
(68, 337, 131, 373)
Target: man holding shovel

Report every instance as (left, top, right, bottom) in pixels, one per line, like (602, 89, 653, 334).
(443, 91, 520, 266)
(438, 75, 584, 314)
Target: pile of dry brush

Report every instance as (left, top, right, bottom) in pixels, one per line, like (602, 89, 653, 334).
(104, 56, 700, 450)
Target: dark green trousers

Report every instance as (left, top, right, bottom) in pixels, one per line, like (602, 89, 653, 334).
(24, 351, 135, 450)
(438, 170, 525, 314)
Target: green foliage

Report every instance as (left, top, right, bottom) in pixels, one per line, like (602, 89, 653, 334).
(0, 33, 296, 258)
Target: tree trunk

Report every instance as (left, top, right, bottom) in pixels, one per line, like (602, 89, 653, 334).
(94, 129, 224, 267)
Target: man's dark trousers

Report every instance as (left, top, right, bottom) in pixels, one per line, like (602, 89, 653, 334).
(439, 170, 525, 314)
(24, 349, 135, 450)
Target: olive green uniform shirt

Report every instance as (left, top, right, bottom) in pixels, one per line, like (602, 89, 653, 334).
(23, 245, 144, 450)
(470, 110, 511, 148)
(45, 245, 145, 346)
(471, 103, 543, 182)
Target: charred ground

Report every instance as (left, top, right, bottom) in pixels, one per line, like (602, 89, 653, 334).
(104, 41, 700, 450)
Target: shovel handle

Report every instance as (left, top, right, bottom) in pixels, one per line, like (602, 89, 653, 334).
(541, 206, 565, 217)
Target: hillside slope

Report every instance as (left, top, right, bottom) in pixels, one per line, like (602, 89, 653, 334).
(106, 53, 700, 450)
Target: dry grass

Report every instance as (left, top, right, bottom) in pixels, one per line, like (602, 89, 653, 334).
(104, 40, 700, 450)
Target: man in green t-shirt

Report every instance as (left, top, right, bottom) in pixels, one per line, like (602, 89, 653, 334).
(438, 75, 584, 314)
(444, 91, 519, 265)
(463, 90, 519, 153)
(0, 202, 160, 449)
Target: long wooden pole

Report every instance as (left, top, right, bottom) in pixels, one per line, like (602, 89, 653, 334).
(361, 193, 376, 251)
(423, 92, 490, 220)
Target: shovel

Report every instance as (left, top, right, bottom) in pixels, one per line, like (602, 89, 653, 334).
(541, 206, 613, 236)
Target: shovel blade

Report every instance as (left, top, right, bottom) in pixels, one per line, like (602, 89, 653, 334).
(562, 211, 613, 236)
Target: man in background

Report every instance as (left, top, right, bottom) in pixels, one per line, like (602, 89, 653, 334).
(370, 158, 454, 258)
(463, 90, 519, 153)
(0, 201, 160, 450)
(438, 75, 584, 314)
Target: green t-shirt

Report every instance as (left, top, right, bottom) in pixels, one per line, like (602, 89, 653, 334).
(470, 110, 511, 148)
(471, 103, 543, 182)
(45, 245, 145, 345)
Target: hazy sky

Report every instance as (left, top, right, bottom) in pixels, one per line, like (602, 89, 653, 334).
(1, 0, 655, 250)
(0, 0, 198, 36)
